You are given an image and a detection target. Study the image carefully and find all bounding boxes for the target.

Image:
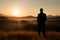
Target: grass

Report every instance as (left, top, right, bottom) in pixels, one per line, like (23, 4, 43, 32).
(0, 18, 60, 40)
(0, 31, 60, 40)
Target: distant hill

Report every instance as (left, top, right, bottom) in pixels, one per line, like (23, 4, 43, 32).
(24, 15, 36, 18)
(47, 16, 60, 19)
(9, 15, 36, 19)
(1, 15, 60, 19)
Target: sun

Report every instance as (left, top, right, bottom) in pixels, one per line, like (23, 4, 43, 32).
(12, 9, 21, 17)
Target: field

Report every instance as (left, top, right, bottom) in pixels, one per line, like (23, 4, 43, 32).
(0, 16, 60, 40)
(0, 31, 60, 40)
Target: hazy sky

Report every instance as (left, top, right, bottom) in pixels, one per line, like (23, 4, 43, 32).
(0, 0, 60, 17)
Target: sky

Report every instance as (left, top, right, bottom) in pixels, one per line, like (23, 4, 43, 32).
(0, 0, 60, 17)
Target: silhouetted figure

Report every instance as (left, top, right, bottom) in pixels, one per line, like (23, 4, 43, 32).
(37, 8, 47, 37)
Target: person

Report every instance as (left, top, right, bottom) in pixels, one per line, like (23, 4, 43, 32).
(37, 8, 47, 37)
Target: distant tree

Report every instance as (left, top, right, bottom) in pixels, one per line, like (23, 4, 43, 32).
(20, 20, 37, 31)
(0, 16, 10, 30)
(20, 20, 29, 28)
(20, 20, 29, 24)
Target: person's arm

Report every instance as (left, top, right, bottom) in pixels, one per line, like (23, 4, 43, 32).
(37, 14, 39, 22)
(46, 16, 47, 20)
(37, 14, 40, 22)
(45, 14, 47, 21)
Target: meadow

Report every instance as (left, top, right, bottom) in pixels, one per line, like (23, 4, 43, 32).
(0, 16, 60, 40)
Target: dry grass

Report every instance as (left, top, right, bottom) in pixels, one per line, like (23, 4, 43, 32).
(0, 31, 60, 40)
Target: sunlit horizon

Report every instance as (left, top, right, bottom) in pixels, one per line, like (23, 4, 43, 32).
(0, 0, 60, 17)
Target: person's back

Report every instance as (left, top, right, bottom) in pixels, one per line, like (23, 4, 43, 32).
(37, 13, 46, 24)
(37, 8, 47, 37)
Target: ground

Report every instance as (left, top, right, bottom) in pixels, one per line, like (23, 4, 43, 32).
(0, 31, 60, 40)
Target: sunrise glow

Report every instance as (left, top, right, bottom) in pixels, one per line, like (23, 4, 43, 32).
(0, 0, 60, 16)
(12, 9, 21, 17)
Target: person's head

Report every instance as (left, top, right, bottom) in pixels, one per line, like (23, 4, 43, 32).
(40, 8, 43, 13)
